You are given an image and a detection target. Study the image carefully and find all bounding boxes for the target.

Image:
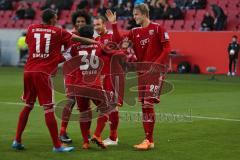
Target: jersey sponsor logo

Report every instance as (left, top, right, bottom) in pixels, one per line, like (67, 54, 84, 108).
(140, 38, 150, 46)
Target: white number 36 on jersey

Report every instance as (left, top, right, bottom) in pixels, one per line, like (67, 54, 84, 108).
(79, 50, 99, 70)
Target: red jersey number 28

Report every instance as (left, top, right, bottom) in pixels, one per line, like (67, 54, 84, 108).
(34, 33, 51, 54)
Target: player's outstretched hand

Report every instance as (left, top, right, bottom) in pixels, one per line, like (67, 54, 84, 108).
(100, 41, 119, 55)
(105, 9, 117, 24)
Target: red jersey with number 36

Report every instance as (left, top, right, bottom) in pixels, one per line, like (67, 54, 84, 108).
(69, 43, 105, 87)
(24, 24, 72, 75)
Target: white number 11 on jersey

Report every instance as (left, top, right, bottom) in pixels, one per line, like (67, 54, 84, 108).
(34, 33, 51, 54)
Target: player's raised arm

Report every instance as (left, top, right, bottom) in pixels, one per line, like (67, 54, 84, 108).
(105, 9, 117, 24)
(71, 33, 98, 44)
(105, 9, 130, 43)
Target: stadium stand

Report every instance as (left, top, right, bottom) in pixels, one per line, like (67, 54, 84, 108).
(0, 0, 239, 31)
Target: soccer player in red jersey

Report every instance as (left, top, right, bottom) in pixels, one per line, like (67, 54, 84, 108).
(12, 9, 96, 152)
(106, 3, 171, 150)
(59, 10, 92, 144)
(64, 25, 113, 149)
(93, 16, 121, 146)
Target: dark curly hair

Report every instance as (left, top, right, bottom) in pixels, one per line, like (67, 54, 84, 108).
(78, 25, 94, 38)
(71, 11, 91, 25)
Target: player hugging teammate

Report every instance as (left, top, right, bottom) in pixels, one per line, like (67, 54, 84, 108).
(12, 3, 170, 152)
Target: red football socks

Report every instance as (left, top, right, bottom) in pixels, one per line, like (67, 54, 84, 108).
(109, 111, 119, 141)
(15, 105, 33, 143)
(80, 121, 91, 143)
(142, 104, 155, 143)
(60, 101, 74, 136)
(94, 115, 108, 137)
(44, 106, 61, 148)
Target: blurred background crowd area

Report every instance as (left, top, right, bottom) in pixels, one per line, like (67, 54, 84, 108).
(0, 0, 239, 31)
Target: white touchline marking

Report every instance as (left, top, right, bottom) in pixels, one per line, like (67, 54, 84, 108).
(187, 115, 240, 122)
(119, 110, 240, 122)
(1, 101, 240, 122)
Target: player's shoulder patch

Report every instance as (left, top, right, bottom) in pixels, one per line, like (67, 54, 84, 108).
(164, 32, 170, 40)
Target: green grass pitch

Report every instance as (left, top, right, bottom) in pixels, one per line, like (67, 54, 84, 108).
(0, 67, 240, 160)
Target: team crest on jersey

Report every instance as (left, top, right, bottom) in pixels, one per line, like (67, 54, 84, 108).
(149, 30, 154, 35)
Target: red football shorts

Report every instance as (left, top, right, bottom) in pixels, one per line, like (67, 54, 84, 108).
(138, 72, 165, 105)
(22, 71, 54, 106)
(76, 87, 113, 121)
(75, 85, 103, 111)
(64, 74, 76, 99)
(103, 74, 125, 107)
(74, 85, 116, 118)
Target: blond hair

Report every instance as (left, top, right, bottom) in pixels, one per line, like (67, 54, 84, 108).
(134, 3, 150, 18)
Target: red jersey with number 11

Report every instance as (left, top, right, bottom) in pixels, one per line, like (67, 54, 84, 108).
(25, 24, 72, 75)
